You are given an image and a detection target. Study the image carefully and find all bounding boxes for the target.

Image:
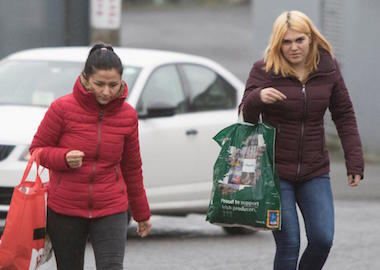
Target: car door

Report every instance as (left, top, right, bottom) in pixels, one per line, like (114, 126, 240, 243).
(137, 63, 240, 213)
(137, 64, 201, 209)
(177, 63, 239, 199)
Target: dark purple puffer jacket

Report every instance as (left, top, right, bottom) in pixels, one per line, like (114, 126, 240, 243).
(240, 49, 364, 182)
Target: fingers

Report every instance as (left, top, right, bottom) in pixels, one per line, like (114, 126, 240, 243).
(66, 150, 85, 169)
(68, 150, 85, 158)
(348, 174, 361, 187)
(137, 223, 151, 238)
(137, 219, 152, 238)
(260, 88, 287, 104)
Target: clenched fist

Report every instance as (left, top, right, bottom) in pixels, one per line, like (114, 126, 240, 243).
(66, 150, 85, 169)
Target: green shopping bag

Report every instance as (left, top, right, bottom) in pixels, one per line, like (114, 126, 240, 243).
(206, 122, 281, 230)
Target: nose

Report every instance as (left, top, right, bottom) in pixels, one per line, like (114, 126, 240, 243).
(102, 85, 112, 96)
(290, 42, 298, 50)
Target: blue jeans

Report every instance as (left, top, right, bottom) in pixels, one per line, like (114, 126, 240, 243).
(272, 174, 334, 270)
(47, 208, 127, 270)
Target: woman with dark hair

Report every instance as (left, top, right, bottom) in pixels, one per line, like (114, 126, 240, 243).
(30, 42, 151, 270)
(240, 11, 364, 270)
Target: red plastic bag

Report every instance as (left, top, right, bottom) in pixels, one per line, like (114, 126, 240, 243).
(0, 149, 49, 270)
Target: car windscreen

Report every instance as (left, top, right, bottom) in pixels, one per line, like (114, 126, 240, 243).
(0, 59, 140, 107)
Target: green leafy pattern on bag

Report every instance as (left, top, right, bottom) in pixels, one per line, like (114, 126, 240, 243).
(206, 122, 281, 230)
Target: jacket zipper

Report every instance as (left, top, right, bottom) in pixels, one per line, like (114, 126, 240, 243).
(89, 109, 103, 218)
(276, 69, 334, 181)
(296, 84, 306, 181)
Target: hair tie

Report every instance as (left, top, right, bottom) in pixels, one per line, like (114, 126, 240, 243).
(100, 47, 108, 52)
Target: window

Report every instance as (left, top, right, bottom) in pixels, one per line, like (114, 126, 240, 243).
(0, 60, 141, 107)
(122, 66, 141, 94)
(0, 60, 82, 107)
(137, 65, 186, 115)
(181, 64, 236, 112)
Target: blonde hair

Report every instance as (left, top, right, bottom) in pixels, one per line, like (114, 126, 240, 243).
(264, 10, 333, 78)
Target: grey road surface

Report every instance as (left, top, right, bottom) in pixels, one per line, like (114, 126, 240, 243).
(38, 159, 379, 270)
(39, 200, 380, 270)
(124, 200, 380, 270)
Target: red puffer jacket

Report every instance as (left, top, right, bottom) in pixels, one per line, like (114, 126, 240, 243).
(30, 76, 151, 221)
(241, 49, 364, 182)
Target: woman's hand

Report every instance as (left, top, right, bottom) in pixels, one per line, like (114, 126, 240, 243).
(260, 87, 287, 104)
(137, 219, 152, 238)
(348, 174, 361, 187)
(66, 150, 85, 169)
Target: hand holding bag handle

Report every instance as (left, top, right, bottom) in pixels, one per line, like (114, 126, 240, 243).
(238, 108, 261, 125)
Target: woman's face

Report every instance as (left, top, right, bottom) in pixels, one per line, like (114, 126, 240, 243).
(281, 29, 311, 68)
(87, 68, 122, 105)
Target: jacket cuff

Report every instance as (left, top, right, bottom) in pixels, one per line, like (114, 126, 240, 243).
(41, 147, 72, 171)
(242, 88, 264, 123)
(129, 195, 151, 222)
(346, 170, 364, 180)
(247, 87, 264, 107)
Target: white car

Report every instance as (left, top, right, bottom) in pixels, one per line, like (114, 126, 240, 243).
(0, 47, 244, 231)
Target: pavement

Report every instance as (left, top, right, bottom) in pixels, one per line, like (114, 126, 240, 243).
(34, 156, 379, 270)
(36, 199, 380, 270)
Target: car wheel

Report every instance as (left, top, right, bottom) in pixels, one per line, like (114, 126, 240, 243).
(222, 226, 256, 235)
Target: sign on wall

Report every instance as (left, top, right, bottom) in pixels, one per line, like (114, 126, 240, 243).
(90, 0, 121, 29)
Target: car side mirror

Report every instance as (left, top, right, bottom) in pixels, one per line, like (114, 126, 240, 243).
(138, 102, 176, 119)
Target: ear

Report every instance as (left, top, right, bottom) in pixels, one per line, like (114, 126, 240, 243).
(118, 81, 126, 97)
(80, 73, 90, 90)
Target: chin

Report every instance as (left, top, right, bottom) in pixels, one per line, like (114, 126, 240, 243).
(288, 59, 303, 65)
(98, 100, 110, 105)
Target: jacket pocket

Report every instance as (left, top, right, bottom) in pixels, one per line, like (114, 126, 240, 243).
(320, 125, 325, 156)
(114, 166, 125, 194)
(53, 175, 62, 193)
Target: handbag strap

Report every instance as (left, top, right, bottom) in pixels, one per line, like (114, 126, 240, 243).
(20, 148, 43, 187)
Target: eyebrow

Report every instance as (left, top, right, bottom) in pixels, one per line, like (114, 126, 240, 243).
(283, 36, 306, 42)
(93, 79, 119, 84)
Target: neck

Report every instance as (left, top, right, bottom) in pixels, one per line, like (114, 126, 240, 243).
(292, 64, 307, 82)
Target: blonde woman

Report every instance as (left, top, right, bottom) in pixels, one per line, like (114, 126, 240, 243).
(240, 11, 363, 270)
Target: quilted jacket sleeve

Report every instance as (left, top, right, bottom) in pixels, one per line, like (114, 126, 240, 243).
(30, 100, 72, 171)
(120, 110, 151, 222)
(239, 61, 267, 123)
(329, 61, 364, 178)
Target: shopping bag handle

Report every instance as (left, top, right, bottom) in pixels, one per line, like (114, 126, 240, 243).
(237, 109, 260, 125)
(20, 148, 43, 186)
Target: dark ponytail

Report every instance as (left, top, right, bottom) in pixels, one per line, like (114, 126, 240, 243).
(82, 42, 123, 79)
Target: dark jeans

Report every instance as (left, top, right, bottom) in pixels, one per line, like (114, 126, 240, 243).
(47, 208, 127, 270)
(272, 174, 334, 270)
